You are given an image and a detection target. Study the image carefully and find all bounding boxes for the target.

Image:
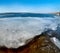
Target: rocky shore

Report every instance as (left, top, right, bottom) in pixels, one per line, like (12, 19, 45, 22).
(0, 31, 60, 53)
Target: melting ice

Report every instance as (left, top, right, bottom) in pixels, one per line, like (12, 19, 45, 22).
(0, 16, 60, 48)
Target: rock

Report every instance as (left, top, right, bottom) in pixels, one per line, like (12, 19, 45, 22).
(0, 32, 60, 53)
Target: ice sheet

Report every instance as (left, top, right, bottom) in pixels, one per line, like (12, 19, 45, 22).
(0, 16, 60, 48)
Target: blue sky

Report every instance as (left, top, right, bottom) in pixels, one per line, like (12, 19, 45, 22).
(0, 0, 60, 13)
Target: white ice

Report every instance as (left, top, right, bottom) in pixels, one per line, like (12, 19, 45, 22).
(0, 16, 60, 48)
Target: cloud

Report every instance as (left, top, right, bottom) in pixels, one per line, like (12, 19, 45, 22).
(0, 4, 59, 13)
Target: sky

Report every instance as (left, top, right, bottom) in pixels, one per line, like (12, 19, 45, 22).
(0, 0, 60, 13)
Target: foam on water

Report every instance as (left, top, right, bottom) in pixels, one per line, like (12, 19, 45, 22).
(0, 16, 60, 48)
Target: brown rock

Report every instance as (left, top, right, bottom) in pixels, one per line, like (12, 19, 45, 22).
(0, 33, 60, 53)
